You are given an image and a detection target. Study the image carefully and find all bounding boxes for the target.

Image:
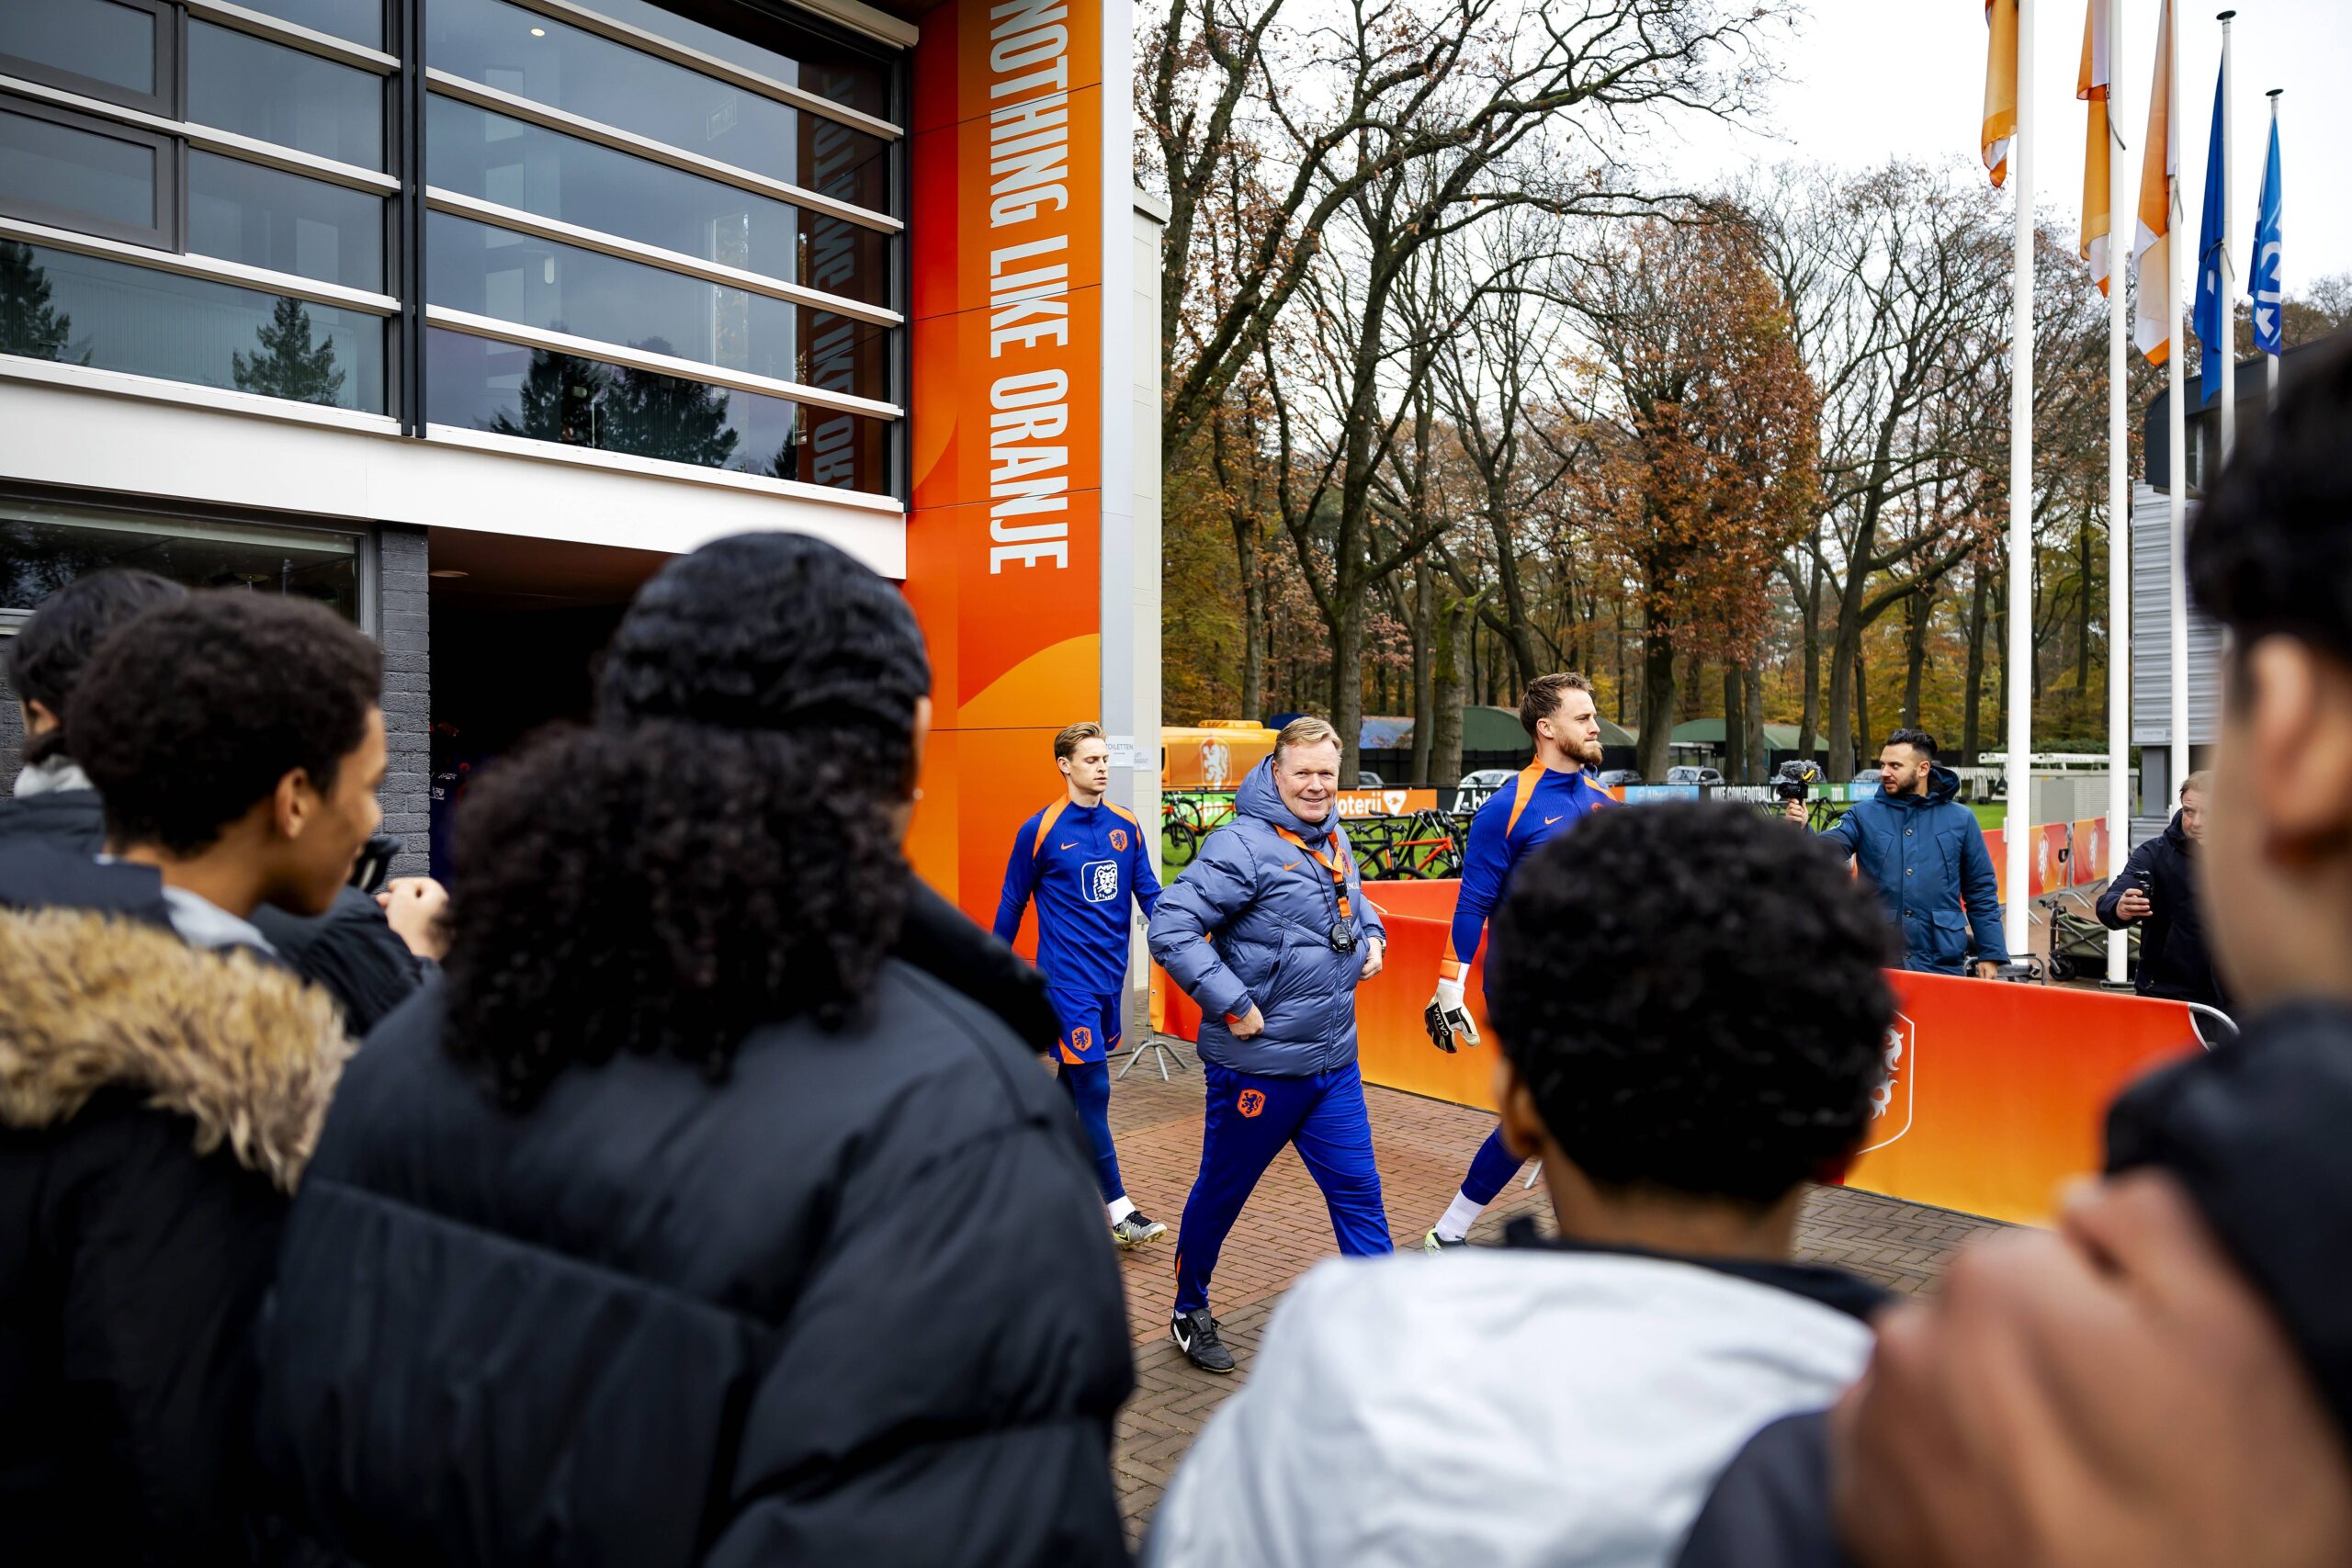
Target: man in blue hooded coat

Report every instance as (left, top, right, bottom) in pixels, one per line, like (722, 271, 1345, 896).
(1785, 728, 2007, 976)
(1149, 716, 1391, 1373)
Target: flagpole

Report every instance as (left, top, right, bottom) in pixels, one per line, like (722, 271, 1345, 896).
(2217, 11, 2236, 460)
(2005, 0, 2036, 962)
(2105, 0, 2131, 985)
(2168, 0, 2191, 816)
(2267, 87, 2282, 410)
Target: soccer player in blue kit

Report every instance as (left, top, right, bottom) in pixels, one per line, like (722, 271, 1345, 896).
(997, 722, 1170, 1248)
(1421, 672, 1612, 1249)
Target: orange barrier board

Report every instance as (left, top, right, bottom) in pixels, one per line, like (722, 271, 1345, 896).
(1151, 874, 2201, 1225)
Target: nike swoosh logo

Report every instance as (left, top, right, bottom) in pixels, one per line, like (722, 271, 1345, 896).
(1282, 861, 1300, 871)
(1060, 841, 1078, 850)
(1544, 815, 1562, 826)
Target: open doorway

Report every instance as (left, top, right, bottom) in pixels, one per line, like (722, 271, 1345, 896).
(425, 530, 670, 880)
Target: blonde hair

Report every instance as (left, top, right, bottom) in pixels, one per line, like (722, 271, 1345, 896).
(2181, 769, 2213, 803)
(1054, 721, 1106, 761)
(1273, 715, 1341, 766)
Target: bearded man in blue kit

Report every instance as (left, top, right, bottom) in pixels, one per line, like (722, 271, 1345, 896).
(1420, 672, 1615, 1249)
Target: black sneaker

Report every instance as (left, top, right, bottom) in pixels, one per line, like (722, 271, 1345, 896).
(1170, 1307, 1236, 1374)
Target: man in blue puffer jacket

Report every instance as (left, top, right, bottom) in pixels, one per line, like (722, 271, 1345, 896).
(1785, 728, 2007, 976)
(1149, 716, 1392, 1373)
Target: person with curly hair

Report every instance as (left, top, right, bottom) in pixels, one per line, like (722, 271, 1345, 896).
(254, 533, 1135, 1567)
(0, 592, 379, 1563)
(1146, 802, 1897, 1568)
(2, 570, 447, 1029)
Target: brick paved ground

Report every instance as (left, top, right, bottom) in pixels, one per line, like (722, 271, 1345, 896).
(1099, 1033, 2007, 1547)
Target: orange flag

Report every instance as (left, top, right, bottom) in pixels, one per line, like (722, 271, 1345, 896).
(2133, 0, 2174, 362)
(2079, 0, 2112, 293)
(1984, 0, 2020, 186)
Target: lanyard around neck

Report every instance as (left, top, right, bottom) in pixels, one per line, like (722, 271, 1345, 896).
(1272, 825, 1353, 919)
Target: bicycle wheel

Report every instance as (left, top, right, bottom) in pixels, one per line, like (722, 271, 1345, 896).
(1164, 819, 1198, 869)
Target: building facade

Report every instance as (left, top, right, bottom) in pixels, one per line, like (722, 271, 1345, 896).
(0, 0, 1156, 907)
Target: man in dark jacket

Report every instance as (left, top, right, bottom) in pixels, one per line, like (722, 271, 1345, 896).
(4, 570, 442, 1032)
(0, 593, 384, 1563)
(2096, 772, 2225, 1007)
(1786, 728, 2007, 976)
(1148, 716, 1392, 1374)
(1674, 329, 2352, 1568)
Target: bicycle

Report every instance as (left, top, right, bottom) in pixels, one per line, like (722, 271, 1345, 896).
(1355, 809, 1462, 880)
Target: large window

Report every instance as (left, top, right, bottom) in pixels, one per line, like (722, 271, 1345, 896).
(0, 0, 395, 411)
(420, 0, 902, 495)
(0, 0, 902, 496)
(0, 493, 361, 619)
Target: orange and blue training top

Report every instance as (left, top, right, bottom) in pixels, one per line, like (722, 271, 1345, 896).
(1442, 763, 1613, 997)
(994, 797, 1164, 998)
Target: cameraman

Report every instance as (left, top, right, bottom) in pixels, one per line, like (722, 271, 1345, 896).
(1783, 728, 2007, 978)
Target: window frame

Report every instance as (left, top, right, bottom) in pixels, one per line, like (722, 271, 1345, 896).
(0, 0, 179, 118)
(0, 90, 179, 248)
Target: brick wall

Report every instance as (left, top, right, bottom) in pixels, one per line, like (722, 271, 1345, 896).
(377, 525, 432, 878)
(0, 652, 23, 783)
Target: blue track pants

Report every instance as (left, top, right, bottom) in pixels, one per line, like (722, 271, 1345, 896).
(1173, 1059, 1392, 1314)
(1458, 1123, 1526, 1205)
(1048, 989, 1125, 1202)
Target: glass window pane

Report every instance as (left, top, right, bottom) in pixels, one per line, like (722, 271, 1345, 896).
(426, 95, 888, 306)
(0, 499, 358, 617)
(426, 209, 888, 396)
(428, 0, 888, 210)
(566, 0, 890, 122)
(0, 240, 387, 412)
(0, 107, 157, 233)
(187, 21, 385, 171)
(189, 152, 385, 291)
(425, 326, 889, 492)
(0, 0, 157, 98)
(231, 0, 384, 50)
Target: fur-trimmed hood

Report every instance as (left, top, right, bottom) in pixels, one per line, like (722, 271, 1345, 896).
(0, 905, 353, 1191)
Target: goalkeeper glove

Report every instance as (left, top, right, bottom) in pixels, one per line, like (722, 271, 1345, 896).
(1424, 976, 1480, 1054)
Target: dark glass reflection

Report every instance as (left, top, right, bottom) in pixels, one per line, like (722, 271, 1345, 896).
(0, 0, 156, 97)
(0, 506, 358, 617)
(428, 0, 888, 209)
(426, 326, 888, 492)
(569, 0, 889, 121)
(427, 96, 888, 306)
(232, 0, 383, 50)
(189, 152, 384, 290)
(0, 107, 157, 232)
(0, 241, 385, 411)
(187, 22, 385, 170)
(426, 209, 888, 395)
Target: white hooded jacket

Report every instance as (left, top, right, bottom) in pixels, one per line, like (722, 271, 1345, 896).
(1146, 1233, 1879, 1568)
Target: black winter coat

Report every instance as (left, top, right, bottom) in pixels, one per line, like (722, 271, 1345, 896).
(0, 782, 428, 1032)
(254, 962, 1136, 1567)
(2096, 811, 2226, 1008)
(1675, 1000, 2352, 1568)
(0, 843, 351, 1565)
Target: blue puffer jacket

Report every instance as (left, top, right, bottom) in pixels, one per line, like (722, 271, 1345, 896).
(1818, 764, 2008, 973)
(1148, 761, 1386, 1077)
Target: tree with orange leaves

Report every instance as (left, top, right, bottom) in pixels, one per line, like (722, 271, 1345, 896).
(1566, 215, 1820, 782)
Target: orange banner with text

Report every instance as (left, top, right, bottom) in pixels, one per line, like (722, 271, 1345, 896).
(1151, 875, 2201, 1225)
(901, 0, 1106, 919)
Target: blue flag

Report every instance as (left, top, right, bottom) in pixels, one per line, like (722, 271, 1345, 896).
(2192, 63, 2228, 402)
(2249, 113, 2284, 355)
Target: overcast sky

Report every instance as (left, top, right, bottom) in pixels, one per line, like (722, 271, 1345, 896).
(1661, 0, 2350, 295)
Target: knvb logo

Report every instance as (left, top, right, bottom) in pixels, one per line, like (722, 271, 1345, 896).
(1237, 1089, 1266, 1118)
(1858, 1010, 1916, 1154)
(1083, 860, 1119, 903)
(1109, 827, 1129, 852)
